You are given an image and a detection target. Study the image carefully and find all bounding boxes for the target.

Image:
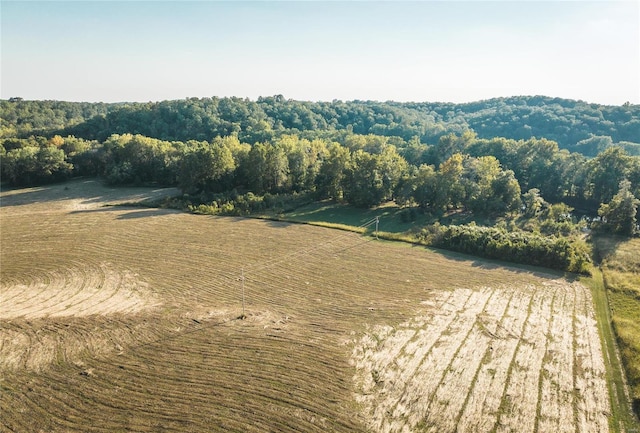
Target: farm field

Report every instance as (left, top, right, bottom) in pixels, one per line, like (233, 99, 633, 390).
(1, 180, 613, 432)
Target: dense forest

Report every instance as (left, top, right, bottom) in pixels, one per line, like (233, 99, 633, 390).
(2, 96, 640, 272)
(2, 96, 639, 154)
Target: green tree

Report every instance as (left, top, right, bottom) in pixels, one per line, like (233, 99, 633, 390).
(412, 164, 438, 209)
(433, 131, 476, 165)
(400, 136, 430, 166)
(522, 188, 546, 218)
(489, 169, 522, 214)
(344, 150, 384, 207)
(245, 142, 289, 194)
(102, 134, 180, 185)
(434, 153, 465, 210)
(178, 140, 235, 194)
(588, 146, 633, 203)
(316, 142, 350, 200)
(276, 135, 326, 192)
(2, 145, 71, 186)
(463, 156, 501, 213)
(598, 180, 639, 236)
(377, 145, 409, 202)
(343, 146, 408, 207)
(462, 156, 521, 215)
(575, 135, 613, 157)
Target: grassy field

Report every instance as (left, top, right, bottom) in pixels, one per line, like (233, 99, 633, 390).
(0, 180, 618, 432)
(282, 200, 494, 234)
(594, 236, 640, 425)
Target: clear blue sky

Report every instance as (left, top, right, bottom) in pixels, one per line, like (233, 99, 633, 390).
(1, 1, 638, 105)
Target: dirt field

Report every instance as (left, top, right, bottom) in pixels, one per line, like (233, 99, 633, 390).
(0, 180, 612, 432)
(352, 283, 610, 433)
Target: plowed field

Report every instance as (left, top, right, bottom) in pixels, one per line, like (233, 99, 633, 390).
(0, 180, 612, 432)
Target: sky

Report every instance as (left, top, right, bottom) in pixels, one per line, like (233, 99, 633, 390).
(1, 1, 639, 105)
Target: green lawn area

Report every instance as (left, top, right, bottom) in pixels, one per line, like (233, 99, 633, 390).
(282, 201, 496, 234)
(282, 201, 420, 232)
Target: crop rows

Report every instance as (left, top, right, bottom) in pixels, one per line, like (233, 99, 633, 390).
(352, 282, 610, 433)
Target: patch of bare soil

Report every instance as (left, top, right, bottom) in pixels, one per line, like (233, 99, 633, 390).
(351, 282, 611, 433)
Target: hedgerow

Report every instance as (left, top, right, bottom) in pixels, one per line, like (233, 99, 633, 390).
(419, 223, 590, 273)
(187, 191, 314, 216)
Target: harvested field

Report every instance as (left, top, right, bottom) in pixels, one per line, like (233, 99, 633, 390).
(352, 282, 610, 433)
(0, 180, 613, 432)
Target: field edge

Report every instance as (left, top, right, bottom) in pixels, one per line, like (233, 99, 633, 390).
(582, 269, 640, 433)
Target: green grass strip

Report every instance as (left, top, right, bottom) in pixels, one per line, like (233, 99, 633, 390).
(582, 269, 640, 433)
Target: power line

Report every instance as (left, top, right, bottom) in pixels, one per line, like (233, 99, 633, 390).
(238, 217, 379, 318)
(244, 217, 378, 274)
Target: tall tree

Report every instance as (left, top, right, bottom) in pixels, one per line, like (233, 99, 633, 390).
(434, 153, 465, 210)
(245, 142, 289, 194)
(598, 180, 639, 236)
(178, 140, 235, 194)
(344, 150, 384, 208)
(316, 142, 350, 200)
(522, 188, 546, 218)
(463, 156, 521, 214)
(463, 156, 502, 213)
(343, 146, 408, 208)
(412, 164, 438, 209)
(2, 145, 71, 186)
(588, 146, 633, 203)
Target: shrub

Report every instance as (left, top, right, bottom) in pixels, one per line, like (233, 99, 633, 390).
(419, 223, 590, 273)
(186, 192, 314, 217)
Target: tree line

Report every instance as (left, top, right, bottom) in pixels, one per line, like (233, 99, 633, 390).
(2, 131, 638, 228)
(2, 97, 639, 272)
(2, 96, 639, 155)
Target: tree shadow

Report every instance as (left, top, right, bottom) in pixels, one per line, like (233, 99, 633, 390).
(412, 243, 572, 279)
(69, 207, 178, 219)
(470, 259, 578, 281)
(0, 178, 179, 209)
(116, 209, 176, 219)
(1, 182, 77, 207)
(262, 219, 296, 229)
(591, 234, 629, 264)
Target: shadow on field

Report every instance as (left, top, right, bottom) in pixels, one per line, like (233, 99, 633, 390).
(592, 234, 628, 264)
(470, 259, 578, 280)
(419, 244, 571, 280)
(1, 179, 179, 208)
(116, 209, 174, 219)
(69, 207, 176, 219)
(264, 219, 294, 228)
(0, 182, 76, 206)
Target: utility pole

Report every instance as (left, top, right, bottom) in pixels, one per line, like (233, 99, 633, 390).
(241, 268, 245, 319)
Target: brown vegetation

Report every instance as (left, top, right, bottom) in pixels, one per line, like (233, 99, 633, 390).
(0, 180, 612, 432)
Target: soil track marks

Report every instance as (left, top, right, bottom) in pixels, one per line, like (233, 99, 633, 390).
(352, 282, 610, 433)
(0, 181, 612, 432)
(0, 263, 159, 320)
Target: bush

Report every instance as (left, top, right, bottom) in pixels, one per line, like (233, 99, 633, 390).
(187, 192, 313, 217)
(419, 223, 590, 273)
